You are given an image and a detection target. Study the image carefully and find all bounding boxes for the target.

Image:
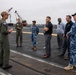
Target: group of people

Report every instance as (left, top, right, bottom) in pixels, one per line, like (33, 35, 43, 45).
(57, 16, 73, 60)
(0, 10, 53, 70)
(56, 14, 76, 70)
(15, 18, 39, 50)
(15, 14, 76, 71)
(0, 11, 76, 71)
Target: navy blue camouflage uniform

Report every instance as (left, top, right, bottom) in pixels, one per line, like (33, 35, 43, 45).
(67, 22, 76, 66)
(31, 25, 39, 47)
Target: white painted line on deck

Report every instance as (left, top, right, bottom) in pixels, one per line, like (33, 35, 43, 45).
(10, 50, 64, 69)
(0, 72, 6, 75)
(11, 50, 76, 72)
(0, 70, 12, 75)
(12, 31, 57, 36)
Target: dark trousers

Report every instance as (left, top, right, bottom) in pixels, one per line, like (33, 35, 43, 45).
(57, 34, 63, 49)
(45, 34, 52, 56)
(62, 37, 70, 57)
(16, 30, 23, 45)
(31, 34, 37, 47)
(0, 38, 10, 67)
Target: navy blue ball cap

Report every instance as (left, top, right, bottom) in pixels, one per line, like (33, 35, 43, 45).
(72, 13, 76, 16)
(32, 20, 36, 23)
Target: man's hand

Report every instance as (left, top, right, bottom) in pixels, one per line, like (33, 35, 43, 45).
(63, 34, 65, 37)
(44, 27, 49, 31)
(17, 27, 21, 30)
(66, 34, 69, 39)
(8, 28, 13, 33)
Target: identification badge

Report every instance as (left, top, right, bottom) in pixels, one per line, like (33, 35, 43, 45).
(3, 23, 7, 26)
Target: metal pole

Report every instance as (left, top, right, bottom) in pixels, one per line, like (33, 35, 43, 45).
(8, 7, 13, 12)
(9, 14, 11, 23)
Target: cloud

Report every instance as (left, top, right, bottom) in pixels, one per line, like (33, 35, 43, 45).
(0, 0, 76, 24)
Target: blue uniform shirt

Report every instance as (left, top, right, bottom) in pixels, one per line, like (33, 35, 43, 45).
(31, 25, 39, 36)
(68, 22, 76, 44)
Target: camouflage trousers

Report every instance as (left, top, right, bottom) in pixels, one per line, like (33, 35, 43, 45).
(69, 42, 76, 66)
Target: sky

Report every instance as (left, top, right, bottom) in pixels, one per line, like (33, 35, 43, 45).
(0, 0, 76, 24)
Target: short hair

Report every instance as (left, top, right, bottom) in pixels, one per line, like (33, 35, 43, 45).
(66, 15, 71, 19)
(17, 18, 20, 20)
(58, 18, 62, 20)
(1, 11, 8, 17)
(32, 20, 36, 23)
(46, 16, 51, 19)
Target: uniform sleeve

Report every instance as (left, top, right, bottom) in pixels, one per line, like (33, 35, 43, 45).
(0, 21, 2, 32)
(64, 25, 67, 35)
(52, 25, 53, 33)
(69, 22, 73, 30)
(36, 26, 39, 34)
(15, 23, 17, 29)
(21, 23, 23, 29)
(49, 23, 53, 33)
(62, 23, 65, 31)
(46, 24, 50, 29)
(67, 24, 76, 36)
(1, 25, 9, 35)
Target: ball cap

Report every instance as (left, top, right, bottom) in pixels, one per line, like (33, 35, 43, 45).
(1, 11, 9, 17)
(32, 20, 36, 23)
(72, 13, 76, 16)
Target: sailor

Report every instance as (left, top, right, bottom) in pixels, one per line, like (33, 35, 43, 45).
(31, 20, 39, 51)
(0, 11, 13, 69)
(15, 18, 23, 47)
(64, 13, 76, 70)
